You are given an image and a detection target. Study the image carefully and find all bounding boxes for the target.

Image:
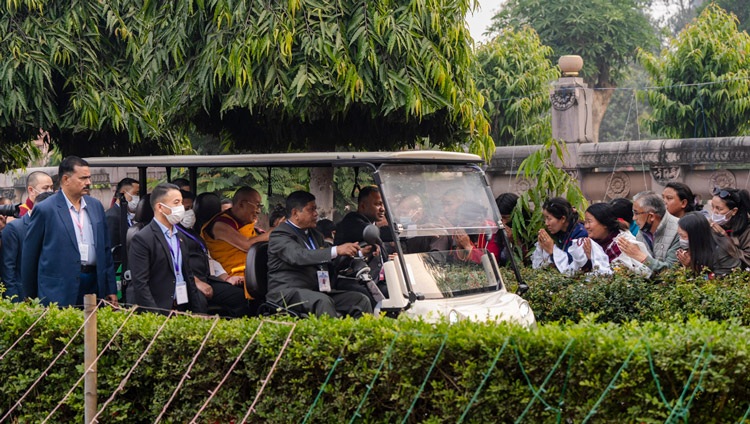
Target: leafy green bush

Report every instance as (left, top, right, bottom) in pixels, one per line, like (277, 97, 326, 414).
(2, 301, 750, 422)
(503, 266, 750, 324)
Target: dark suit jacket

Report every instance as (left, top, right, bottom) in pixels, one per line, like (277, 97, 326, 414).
(127, 220, 207, 314)
(21, 192, 116, 307)
(334, 212, 370, 246)
(267, 222, 331, 294)
(334, 211, 387, 280)
(105, 204, 129, 263)
(2, 215, 29, 301)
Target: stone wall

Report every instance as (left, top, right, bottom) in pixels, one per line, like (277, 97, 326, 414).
(3, 137, 748, 210)
(486, 136, 750, 204)
(0, 166, 166, 207)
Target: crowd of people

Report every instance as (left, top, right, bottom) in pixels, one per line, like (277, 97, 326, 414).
(0, 157, 391, 319)
(522, 182, 749, 278)
(2, 155, 747, 318)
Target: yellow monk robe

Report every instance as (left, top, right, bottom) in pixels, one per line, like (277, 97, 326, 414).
(201, 211, 257, 299)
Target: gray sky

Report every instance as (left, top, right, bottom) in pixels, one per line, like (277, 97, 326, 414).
(466, 0, 503, 43)
(467, 0, 670, 43)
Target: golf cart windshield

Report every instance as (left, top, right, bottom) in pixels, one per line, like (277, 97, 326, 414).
(379, 163, 500, 238)
(378, 163, 502, 297)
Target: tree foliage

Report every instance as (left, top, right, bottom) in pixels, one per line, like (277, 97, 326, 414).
(489, 0, 657, 90)
(473, 27, 559, 146)
(488, 0, 658, 141)
(698, 0, 749, 33)
(638, 4, 750, 138)
(654, 0, 699, 36)
(512, 137, 588, 257)
(598, 64, 655, 142)
(0, 0, 493, 171)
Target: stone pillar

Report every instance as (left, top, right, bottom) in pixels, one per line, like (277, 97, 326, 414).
(550, 55, 595, 187)
(550, 55, 594, 146)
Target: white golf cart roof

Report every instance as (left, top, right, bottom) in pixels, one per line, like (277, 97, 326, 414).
(84, 151, 483, 168)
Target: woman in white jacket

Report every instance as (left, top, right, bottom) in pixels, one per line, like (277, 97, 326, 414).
(582, 203, 652, 277)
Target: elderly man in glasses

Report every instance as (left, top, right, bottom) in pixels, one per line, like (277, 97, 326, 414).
(201, 186, 271, 299)
(617, 191, 680, 274)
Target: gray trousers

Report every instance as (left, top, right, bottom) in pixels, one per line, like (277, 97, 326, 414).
(268, 288, 372, 318)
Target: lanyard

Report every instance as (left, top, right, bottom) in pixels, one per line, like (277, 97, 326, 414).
(69, 207, 85, 237)
(165, 231, 182, 274)
(176, 226, 208, 255)
(286, 222, 317, 250)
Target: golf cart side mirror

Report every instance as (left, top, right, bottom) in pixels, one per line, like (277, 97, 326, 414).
(362, 224, 381, 246)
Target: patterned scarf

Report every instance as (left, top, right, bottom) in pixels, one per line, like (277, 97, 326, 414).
(597, 231, 622, 263)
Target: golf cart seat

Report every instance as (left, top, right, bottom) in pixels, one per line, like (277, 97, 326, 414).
(245, 242, 302, 317)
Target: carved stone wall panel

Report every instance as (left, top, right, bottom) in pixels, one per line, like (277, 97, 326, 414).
(514, 177, 535, 194)
(605, 172, 630, 199)
(489, 145, 542, 171)
(490, 158, 524, 171)
(577, 140, 662, 168)
(576, 138, 750, 169)
(709, 170, 736, 190)
(564, 169, 579, 181)
(650, 166, 681, 184)
(0, 188, 15, 200)
(90, 173, 110, 185)
(550, 89, 578, 111)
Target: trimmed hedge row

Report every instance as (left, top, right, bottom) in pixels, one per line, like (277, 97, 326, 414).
(2, 301, 750, 423)
(503, 267, 750, 325)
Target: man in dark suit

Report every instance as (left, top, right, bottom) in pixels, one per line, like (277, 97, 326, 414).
(267, 191, 371, 318)
(2, 192, 53, 301)
(22, 156, 119, 307)
(335, 186, 386, 245)
(334, 185, 389, 306)
(127, 183, 207, 314)
(105, 177, 140, 264)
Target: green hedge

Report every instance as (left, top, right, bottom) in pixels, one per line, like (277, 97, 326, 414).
(2, 301, 750, 423)
(503, 267, 750, 325)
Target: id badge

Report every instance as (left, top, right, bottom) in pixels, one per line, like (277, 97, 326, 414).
(317, 270, 331, 292)
(175, 280, 189, 305)
(79, 243, 90, 262)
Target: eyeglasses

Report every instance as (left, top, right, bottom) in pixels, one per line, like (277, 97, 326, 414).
(632, 210, 650, 216)
(243, 201, 262, 209)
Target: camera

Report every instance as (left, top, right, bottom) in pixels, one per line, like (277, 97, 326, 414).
(0, 203, 20, 218)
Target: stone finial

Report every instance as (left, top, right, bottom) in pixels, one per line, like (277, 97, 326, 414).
(558, 55, 583, 77)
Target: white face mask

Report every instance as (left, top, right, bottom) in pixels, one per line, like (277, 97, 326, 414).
(711, 212, 729, 226)
(160, 203, 185, 225)
(127, 193, 140, 212)
(679, 238, 689, 250)
(180, 209, 196, 229)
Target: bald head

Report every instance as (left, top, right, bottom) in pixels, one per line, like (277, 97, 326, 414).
(232, 186, 262, 225)
(233, 186, 259, 204)
(26, 171, 53, 202)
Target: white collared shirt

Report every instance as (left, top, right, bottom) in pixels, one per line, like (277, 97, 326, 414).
(62, 192, 96, 266)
